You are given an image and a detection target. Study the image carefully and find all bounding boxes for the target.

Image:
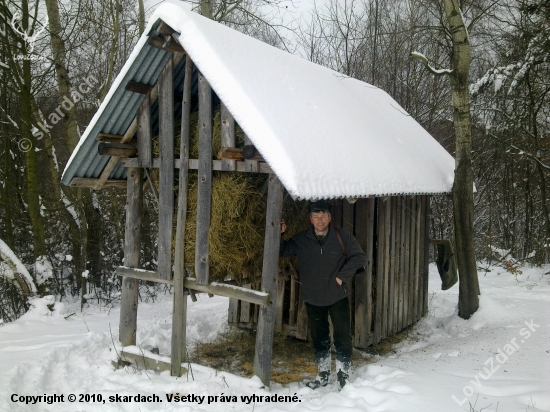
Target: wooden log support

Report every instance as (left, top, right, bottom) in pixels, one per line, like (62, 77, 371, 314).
(125, 81, 154, 95)
(119, 167, 143, 346)
(137, 94, 152, 168)
(69, 177, 126, 189)
(170, 55, 193, 377)
(397, 196, 405, 332)
(253, 174, 284, 387)
(195, 71, 213, 285)
(97, 133, 124, 142)
(115, 267, 270, 306)
(354, 198, 374, 348)
(98, 142, 137, 157)
(157, 57, 174, 280)
(220, 103, 236, 171)
(148, 35, 185, 54)
(121, 158, 273, 174)
(119, 347, 186, 375)
(217, 147, 264, 162)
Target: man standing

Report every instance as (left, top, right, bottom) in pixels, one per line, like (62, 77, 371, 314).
(280, 201, 366, 390)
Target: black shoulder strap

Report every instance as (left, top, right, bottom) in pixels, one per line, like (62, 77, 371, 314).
(333, 226, 349, 262)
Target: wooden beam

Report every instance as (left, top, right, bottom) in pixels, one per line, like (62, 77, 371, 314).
(157, 21, 177, 36)
(121, 158, 273, 174)
(137, 94, 152, 168)
(115, 267, 271, 306)
(253, 174, 284, 387)
(120, 348, 186, 375)
(119, 168, 143, 347)
(98, 142, 137, 157)
(125, 81, 154, 95)
(157, 56, 174, 281)
(148, 35, 185, 54)
(97, 133, 124, 142)
(171, 55, 193, 377)
(69, 177, 126, 189)
(195, 71, 212, 285)
(217, 147, 264, 162)
(94, 117, 138, 190)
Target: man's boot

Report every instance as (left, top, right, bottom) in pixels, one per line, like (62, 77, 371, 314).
(306, 370, 330, 389)
(336, 359, 350, 390)
(306, 354, 331, 389)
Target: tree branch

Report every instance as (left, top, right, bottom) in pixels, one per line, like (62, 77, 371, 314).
(410, 51, 452, 76)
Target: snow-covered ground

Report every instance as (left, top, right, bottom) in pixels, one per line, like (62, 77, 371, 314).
(1, 264, 549, 411)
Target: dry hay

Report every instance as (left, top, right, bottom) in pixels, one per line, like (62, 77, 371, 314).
(190, 327, 376, 385)
(152, 107, 310, 284)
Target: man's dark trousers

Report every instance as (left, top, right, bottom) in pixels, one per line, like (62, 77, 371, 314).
(306, 297, 352, 366)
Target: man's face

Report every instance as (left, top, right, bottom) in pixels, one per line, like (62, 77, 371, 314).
(310, 211, 331, 233)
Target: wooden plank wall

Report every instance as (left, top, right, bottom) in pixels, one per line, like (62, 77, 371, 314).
(228, 195, 431, 347)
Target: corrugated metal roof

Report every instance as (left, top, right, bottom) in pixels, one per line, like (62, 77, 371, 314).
(63, 4, 455, 199)
(61, 20, 195, 185)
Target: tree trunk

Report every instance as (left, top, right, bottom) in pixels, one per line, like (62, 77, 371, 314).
(21, 0, 47, 262)
(44, 0, 79, 151)
(443, 0, 480, 319)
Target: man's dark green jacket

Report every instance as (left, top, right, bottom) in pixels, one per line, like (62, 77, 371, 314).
(280, 225, 366, 306)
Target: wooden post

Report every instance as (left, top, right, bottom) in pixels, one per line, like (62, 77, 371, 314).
(408, 196, 417, 325)
(171, 55, 192, 376)
(374, 197, 384, 344)
(253, 174, 284, 387)
(402, 196, 411, 328)
(397, 196, 405, 332)
(354, 197, 374, 348)
(195, 71, 212, 285)
(423, 196, 431, 315)
(137, 94, 152, 168)
(382, 197, 393, 338)
(158, 57, 174, 280)
(289, 275, 297, 327)
(220, 103, 236, 171)
(275, 275, 286, 329)
(389, 197, 397, 335)
(119, 167, 143, 346)
(414, 195, 422, 321)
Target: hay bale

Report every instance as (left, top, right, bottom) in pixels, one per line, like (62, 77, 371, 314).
(151, 107, 310, 284)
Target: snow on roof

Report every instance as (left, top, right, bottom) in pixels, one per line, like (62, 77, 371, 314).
(63, 3, 455, 200)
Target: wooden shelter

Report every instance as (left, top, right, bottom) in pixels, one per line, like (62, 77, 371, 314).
(61, 4, 455, 386)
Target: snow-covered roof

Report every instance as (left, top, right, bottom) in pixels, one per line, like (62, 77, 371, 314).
(62, 3, 455, 199)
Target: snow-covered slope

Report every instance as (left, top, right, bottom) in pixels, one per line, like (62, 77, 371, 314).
(1, 265, 548, 411)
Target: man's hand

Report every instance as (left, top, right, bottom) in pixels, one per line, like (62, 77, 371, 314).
(280, 219, 286, 234)
(336, 277, 342, 286)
